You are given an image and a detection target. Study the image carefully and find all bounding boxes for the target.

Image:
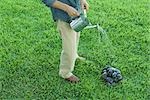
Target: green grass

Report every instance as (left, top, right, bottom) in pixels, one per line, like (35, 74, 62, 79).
(0, 0, 150, 99)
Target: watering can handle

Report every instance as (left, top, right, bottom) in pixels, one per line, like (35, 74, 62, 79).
(83, 9, 87, 18)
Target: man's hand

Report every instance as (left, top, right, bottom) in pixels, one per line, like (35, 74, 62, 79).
(65, 6, 80, 17)
(52, 0, 80, 17)
(80, 0, 89, 11)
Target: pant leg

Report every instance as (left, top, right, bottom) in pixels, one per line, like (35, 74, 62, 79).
(57, 20, 77, 78)
(76, 32, 80, 58)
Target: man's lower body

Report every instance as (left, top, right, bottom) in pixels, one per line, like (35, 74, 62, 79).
(57, 20, 81, 82)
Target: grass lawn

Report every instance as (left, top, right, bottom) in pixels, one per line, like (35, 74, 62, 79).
(0, 0, 150, 99)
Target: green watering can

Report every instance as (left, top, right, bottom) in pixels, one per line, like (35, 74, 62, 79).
(70, 10, 89, 32)
(70, 10, 107, 42)
(70, 10, 105, 32)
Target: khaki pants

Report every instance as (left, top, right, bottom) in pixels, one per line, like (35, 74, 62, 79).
(57, 20, 80, 78)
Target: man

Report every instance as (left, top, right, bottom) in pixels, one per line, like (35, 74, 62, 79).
(42, 0, 89, 83)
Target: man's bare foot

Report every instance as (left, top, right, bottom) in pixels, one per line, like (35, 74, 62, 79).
(77, 56, 86, 61)
(65, 75, 80, 83)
